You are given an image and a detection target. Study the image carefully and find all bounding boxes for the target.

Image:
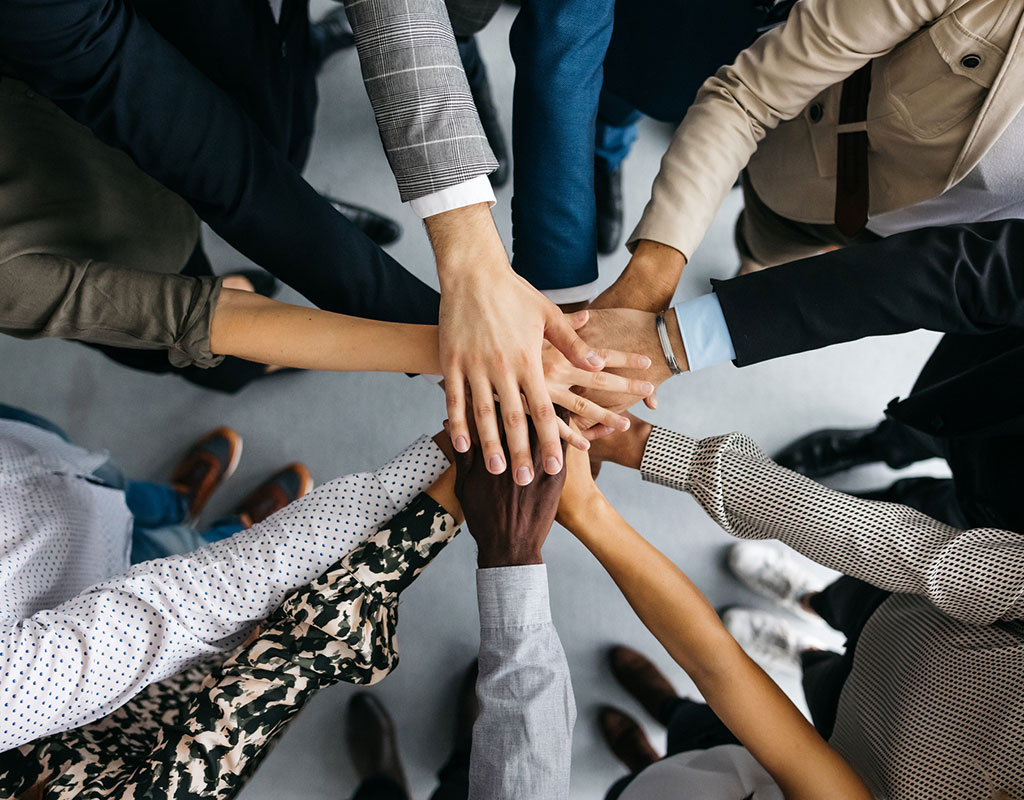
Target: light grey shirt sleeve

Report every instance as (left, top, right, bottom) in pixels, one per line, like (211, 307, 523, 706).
(470, 564, 575, 800)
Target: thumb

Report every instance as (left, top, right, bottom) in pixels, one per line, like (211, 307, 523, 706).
(546, 310, 604, 371)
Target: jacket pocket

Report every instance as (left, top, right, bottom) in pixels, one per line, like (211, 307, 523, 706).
(882, 13, 1001, 140)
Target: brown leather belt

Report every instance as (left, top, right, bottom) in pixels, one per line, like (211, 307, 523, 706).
(834, 63, 872, 236)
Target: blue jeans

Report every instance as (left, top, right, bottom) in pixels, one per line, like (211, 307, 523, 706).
(595, 90, 642, 172)
(0, 404, 244, 563)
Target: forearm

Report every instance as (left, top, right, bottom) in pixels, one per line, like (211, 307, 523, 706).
(0, 436, 449, 751)
(471, 566, 574, 800)
(640, 426, 1024, 624)
(0, 255, 220, 367)
(210, 289, 441, 374)
(564, 498, 869, 799)
(714, 220, 1024, 366)
(592, 240, 687, 312)
(342, 0, 495, 201)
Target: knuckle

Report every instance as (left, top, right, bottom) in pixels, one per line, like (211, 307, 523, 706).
(571, 396, 588, 415)
(533, 403, 556, 421)
(475, 402, 495, 418)
(504, 409, 526, 429)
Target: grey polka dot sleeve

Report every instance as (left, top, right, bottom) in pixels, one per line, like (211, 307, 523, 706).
(640, 426, 1024, 625)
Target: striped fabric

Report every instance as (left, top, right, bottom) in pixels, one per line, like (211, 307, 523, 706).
(640, 426, 1024, 799)
(338, 0, 498, 201)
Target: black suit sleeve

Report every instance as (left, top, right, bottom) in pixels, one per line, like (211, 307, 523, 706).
(0, 0, 439, 324)
(713, 221, 1024, 366)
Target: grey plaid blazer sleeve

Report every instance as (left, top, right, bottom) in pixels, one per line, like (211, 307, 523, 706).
(340, 0, 498, 201)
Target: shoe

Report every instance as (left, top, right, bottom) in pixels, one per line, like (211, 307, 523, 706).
(170, 427, 243, 523)
(722, 608, 826, 669)
(608, 645, 679, 722)
(310, 6, 356, 72)
(324, 195, 403, 247)
(346, 693, 409, 792)
(233, 463, 313, 528)
(727, 541, 824, 617)
(773, 427, 878, 478)
(454, 661, 479, 753)
(598, 706, 660, 772)
(595, 158, 624, 255)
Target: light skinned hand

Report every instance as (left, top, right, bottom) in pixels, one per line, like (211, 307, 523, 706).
(440, 254, 606, 485)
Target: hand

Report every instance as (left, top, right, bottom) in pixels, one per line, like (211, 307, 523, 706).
(453, 411, 568, 568)
(428, 204, 604, 486)
(577, 308, 688, 412)
(543, 311, 655, 435)
(591, 240, 687, 312)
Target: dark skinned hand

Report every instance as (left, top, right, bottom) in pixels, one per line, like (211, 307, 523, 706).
(453, 406, 569, 568)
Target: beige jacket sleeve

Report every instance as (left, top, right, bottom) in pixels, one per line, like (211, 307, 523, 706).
(639, 426, 1024, 626)
(0, 254, 223, 368)
(629, 0, 956, 260)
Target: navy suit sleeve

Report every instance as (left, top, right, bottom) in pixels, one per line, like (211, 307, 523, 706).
(507, 0, 615, 293)
(712, 221, 1024, 366)
(0, 0, 439, 324)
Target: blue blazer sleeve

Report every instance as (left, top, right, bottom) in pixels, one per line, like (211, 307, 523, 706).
(507, 0, 615, 293)
(0, 0, 440, 324)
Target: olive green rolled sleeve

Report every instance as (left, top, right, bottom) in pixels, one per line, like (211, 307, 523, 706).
(0, 254, 224, 367)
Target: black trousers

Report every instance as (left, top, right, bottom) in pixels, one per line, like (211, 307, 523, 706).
(88, 0, 441, 392)
(862, 330, 1024, 532)
(350, 747, 469, 800)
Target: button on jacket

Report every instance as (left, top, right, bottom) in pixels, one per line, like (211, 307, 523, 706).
(632, 0, 1024, 260)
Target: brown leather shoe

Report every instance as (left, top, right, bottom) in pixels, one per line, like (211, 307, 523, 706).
(599, 705, 660, 772)
(234, 463, 313, 528)
(609, 645, 679, 723)
(170, 427, 243, 523)
(346, 693, 409, 793)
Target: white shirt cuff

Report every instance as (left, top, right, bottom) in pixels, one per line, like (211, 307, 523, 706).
(541, 278, 603, 305)
(672, 293, 736, 372)
(408, 176, 496, 219)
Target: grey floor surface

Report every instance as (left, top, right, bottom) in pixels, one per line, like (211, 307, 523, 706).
(1, 6, 948, 798)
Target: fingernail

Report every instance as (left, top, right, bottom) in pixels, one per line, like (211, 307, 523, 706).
(586, 351, 605, 368)
(618, 417, 631, 431)
(488, 454, 506, 473)
(639, 356, 652, 368)
(455, 436, 469, 452)
(545, 457, 561, 474)
(640, 382, 655, 394)
(575, 309, 589, 323)
(516, 466, 534, 485)
(650, 397, 659, 409)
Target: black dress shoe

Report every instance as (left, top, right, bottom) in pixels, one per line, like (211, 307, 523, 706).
(595, 157, 624, 255)
(346, 693, 409, 792)
(310, 6, 356, 72)
(774, 427, 879, 478)
(324, 195, 403, 247)
(608, 645, 679, 723)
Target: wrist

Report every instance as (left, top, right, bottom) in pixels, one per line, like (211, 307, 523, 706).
(661, 308, 689, 374)
(559, 492, 615, 539)
(476, 545, 544, 569)
(426, 204, 509, 286)
(605, 240, 686, 312)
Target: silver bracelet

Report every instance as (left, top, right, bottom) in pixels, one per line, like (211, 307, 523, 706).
(655, 313, 684, 375)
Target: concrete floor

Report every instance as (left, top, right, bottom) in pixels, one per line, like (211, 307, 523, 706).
(0, 6, 947, 798)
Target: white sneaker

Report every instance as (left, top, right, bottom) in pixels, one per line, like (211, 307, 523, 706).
(722, 608, 826, 669)
(728, 541, 825, 617)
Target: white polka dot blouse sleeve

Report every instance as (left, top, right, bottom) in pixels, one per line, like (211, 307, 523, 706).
(0, 435, 449, 753)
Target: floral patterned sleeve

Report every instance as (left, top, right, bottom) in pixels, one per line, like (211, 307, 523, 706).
(0, 493, 458, 800)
